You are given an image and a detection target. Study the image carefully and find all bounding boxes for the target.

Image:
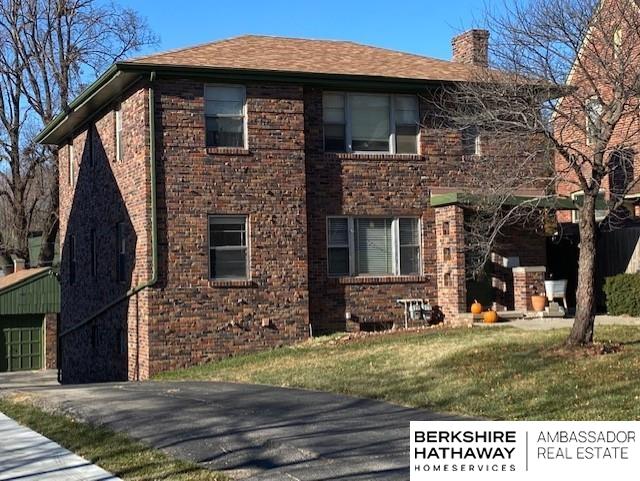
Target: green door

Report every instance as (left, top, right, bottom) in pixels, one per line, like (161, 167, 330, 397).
(0, 315, 43, 372)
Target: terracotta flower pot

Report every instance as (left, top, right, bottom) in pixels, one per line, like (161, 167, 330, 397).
(470, 300, 482, 315)
(531, 295, 547, 312)
(483, 310, 498, 324)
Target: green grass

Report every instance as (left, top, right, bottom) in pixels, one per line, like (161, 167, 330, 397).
(156, 326, 640, 420)
(0, 397, 227, 481)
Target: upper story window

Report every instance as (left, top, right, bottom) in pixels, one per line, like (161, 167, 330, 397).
(68, 235, 76, 285)
(461, 126, 482, 156)
(609, 149, 635, 197)
(86, 125, 95, 167)
(327, 216, 421, 277)
(90, 228, 97, 278)
(586, 97, 603, 146)
(323, 92, 419, 154)
(68, 141, 74, 185)
(116, 222, 126, 282)
(614, 28, 623, 59)
(115, 104, 124, 162)
(208, 215, 249, 280)
(205, 84, 246, 148)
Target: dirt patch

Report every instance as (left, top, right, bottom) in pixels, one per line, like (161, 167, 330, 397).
(320, 324, 467, 345)
(548, 342, 623, 358)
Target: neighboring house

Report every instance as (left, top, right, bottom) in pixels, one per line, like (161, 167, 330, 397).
(552, 0, 640, 306)
(37, 32, 549, 383)
(0, 261, 59, 372)
(555, 0, 640, 222)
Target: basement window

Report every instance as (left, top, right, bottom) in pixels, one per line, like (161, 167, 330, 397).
(205, 84, 246, 148)
(322, 92, 419, 154)
(208, 215, 249, 280)
(327, 217, 421, 277)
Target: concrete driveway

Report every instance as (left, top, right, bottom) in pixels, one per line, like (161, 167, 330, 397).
(1, 371, 459, 481)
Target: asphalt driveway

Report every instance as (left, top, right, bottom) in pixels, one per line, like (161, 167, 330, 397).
(1, 371, 460, 480)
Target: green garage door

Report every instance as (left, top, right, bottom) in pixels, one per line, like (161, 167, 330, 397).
(0, 315, 43, 372)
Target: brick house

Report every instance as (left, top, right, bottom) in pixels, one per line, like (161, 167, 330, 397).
(555, 0, 640, 223)
(37, 32, 548, 383)
(550, 0, 640, 307)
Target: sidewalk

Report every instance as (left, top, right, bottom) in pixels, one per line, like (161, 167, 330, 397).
(506, 314, 640, 330)
(0, 412, 120, 481)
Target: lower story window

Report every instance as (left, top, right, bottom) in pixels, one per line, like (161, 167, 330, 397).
(327, 216, 421, 277)
(571, 191, 608, 223)
(209, 215, 249, 279)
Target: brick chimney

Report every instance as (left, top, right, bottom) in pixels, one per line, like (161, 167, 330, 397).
(13, 258, 25, 272)
(452, 29, 490, 67)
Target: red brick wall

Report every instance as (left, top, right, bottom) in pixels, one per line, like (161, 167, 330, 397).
(304, 87, 438, 333)
(435, 206, 466, 320)
(513, 267, 546, 312)
(58, 82, 152, 383)
(57, 75, 549, 381)
(146, 79, 309, 375)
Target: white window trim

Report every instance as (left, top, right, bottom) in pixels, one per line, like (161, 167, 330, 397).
(204, 83, 248, 149)
(68, 141, 74, 186)
(208, 214, 251, 280)
(323, 92, 419, 155)
(326, 216, 422, 277)
(474, 133, 482, 156)
(115, 105, 123, 162)
(570, 189, 608, 223)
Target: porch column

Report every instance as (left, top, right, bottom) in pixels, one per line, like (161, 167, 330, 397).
(512, 266, 546, 312)
(435, 205, 466, 321)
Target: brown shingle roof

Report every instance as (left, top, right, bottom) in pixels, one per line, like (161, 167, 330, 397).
(126, 35, 485, 82)
(0, 267, 49, 292)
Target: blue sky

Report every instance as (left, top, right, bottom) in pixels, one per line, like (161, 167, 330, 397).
(119, 0, 489, 61)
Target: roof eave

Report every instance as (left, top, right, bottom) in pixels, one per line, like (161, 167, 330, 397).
(0, 268, 53, 295)
(36, 61, 467, 146)
(124, 61, 463, 87)
(36, 64, 146, 145)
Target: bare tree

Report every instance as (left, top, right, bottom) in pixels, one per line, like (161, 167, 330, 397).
(0, 0, 157, 266)
(437, 0, 640, 346)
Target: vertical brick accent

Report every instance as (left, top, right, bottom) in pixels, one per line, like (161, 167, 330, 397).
(305, 87, 436, 333)
(435, 206, 466, 320)
(452, 30, 490, 67)
(44, 313, 58, 369)
(513, 266, 546, 312)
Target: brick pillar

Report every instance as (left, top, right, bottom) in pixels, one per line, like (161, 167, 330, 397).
(435, 205, 466, 321)
(44, 313, 58, 369)
(512, 266, 546, 312)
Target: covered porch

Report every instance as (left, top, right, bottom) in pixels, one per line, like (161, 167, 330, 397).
(431, 191, 577, 323)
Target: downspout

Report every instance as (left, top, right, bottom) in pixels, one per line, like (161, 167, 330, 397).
(58, 71, 158, 381)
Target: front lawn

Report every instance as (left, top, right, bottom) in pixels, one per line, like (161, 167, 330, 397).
(0, 397, 227, 481)
(156, 326, 640, 420)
